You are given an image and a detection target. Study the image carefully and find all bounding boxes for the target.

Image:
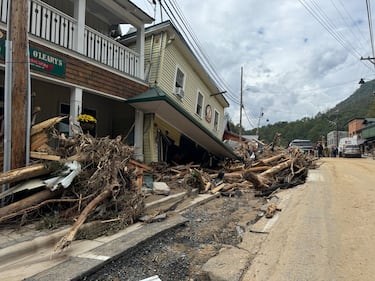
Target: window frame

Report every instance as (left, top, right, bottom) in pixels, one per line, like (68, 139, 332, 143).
(174, 66, 185, 91)
(195, 90, 204, 117)
(213, 109, 220, 131)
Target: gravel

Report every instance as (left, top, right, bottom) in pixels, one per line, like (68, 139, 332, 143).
(81, 189, 264, 281)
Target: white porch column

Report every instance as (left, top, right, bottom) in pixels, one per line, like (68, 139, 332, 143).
(73, 0, 86, 54)
(136, 26, 145, 80)
(134, 109, 144, 161)
(70, 87, 83, 136)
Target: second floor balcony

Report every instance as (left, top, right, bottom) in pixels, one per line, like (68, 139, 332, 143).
(0, 0, 153, 80)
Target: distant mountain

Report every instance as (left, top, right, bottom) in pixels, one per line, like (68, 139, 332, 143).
(246, 79, 375, 146)
(333, 79, 375, 119)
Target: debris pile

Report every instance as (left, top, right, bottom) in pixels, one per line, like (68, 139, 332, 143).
(0, 118, 318, 251)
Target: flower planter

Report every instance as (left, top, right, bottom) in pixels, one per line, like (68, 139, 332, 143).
(80, 121, 95, 133)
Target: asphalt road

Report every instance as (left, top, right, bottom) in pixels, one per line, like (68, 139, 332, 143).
(243, 157, 375, 281)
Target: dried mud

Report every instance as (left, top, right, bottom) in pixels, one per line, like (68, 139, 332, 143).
(82, 189, 265, 281)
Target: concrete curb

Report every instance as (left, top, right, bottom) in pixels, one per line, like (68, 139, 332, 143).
(0, 227, 69, 265)
(25, 214, 189, 281)
(0, 192, 219, 281)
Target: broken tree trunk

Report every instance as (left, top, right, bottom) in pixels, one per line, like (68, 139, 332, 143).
(55, 161, 121, 252)
(210, 183, 226, 194)
(54, 186, 114, 252)
(243, 172, 270, 190)
(0, 189, 61, 219)
(31, 132, 49, 151)
(243, 159, 293, 190)
(0, 163, 51, 185)
(31, 116, 67, 136)
(257, 153, 285, 165)
(260, 159, 292, 178)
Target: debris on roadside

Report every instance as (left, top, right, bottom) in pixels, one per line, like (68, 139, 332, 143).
(265, 203, 282, 218)
(0, 117, 318, 251)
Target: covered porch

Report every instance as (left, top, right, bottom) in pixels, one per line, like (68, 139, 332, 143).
(0, 0, 153, 80)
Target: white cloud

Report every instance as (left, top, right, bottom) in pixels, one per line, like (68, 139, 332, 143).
(133, 0, 372, 129)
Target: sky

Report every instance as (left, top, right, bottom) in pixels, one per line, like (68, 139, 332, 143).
(132, 0, 374, 130)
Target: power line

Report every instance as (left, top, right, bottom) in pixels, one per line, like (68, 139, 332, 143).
(330, 0, 368, 52)
(242, 106, 257, 128)
(366, 0, 375, 59)
(299, 0, 373, 72)
(160, 0, 239, 102)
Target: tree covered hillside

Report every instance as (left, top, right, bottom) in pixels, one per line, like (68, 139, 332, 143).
(238, 79, 375, 147)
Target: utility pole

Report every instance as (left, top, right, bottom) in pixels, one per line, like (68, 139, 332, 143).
(335, 110, 339, 149)
(239, 67, 243, 142)
(10, 0, 29, 169)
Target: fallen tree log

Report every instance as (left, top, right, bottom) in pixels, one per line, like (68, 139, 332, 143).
(243, 172, 270, 190)
(0, 189, 61, 219)
(260, 159, 292, 178)
(210, 183, 226, 194)
(31, 132, 49, 151)
(254, 153, 285, 166)
(31, 116, 67, 136)
(0, 163, 51, 186)
(0, 195, 89, 223)
(243, 159, 293, 190)
(54, 184, 114, 252)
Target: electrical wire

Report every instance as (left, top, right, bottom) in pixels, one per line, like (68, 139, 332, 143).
(366, 0, 375, 59)
(299, 0, 373, 72)
(168, 0, 239, 99)
(242, 106, 257, 128)
(161, 0, 239, 101)
(299, 0, 362, 58)
(329, 0, 368, 52)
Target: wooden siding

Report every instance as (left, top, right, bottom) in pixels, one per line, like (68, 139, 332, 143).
(156, 42, 225, 136)
(29, 41, 148, 99)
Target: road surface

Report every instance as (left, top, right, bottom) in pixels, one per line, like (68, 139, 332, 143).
(243, 157, 375, 281)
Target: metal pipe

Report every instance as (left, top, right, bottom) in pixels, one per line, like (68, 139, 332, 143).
(4, 0, 12, 173)
(26, 27, 31, 166)
(2, 0, 12, 206)
(154, 32, 164, 86)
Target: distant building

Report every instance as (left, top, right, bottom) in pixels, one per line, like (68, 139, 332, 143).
(361, 118, 375, 151)
(326, 131, 348, 148)
(348, 118, 366, 137)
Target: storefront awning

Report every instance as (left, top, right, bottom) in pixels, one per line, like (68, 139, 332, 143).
(127, 87, 238, 159)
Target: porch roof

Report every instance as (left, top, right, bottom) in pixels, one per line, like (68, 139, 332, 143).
(127, 87, 238, 159)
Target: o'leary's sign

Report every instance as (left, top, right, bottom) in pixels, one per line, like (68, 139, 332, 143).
(29, 47, 65, 77)
(0, 31, 66, 78)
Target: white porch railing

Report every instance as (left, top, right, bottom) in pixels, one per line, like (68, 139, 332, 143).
(0, 0, 140, 78)
(84, 26, 139, 77)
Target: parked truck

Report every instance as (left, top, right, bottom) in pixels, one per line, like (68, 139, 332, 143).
(338, 137, 361, 158)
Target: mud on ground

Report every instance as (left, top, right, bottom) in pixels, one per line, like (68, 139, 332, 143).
(82, 188, 265, 281)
